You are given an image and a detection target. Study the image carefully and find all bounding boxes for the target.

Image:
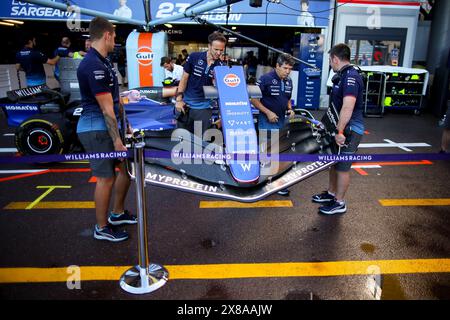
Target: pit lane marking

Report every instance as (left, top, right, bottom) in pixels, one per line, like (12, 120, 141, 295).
(0, 148, 18, 153)
(26, 186, 72, 210)
(4, 201, 95, 210)
(379, 199, 450, 206)
(359, 140, 431, 152)
(0, 169, 48, 174)
(199, 200, 293, 209)
(0, 258, 449, 283)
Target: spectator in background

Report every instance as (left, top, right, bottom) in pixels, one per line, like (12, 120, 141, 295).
(54, 37, 74, 80)
(297, 0, 315, 27)
(16, 35, 60, 87)
(113, 0, 132, 19)
(243, 51, 258, 81)
(181, 49, 189, 65)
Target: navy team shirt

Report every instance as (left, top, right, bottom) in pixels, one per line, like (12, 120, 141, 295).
(331, 66, 365, 135)
(256, 70, 293, 126)
(15, 47, 48, 86)
(183, 51, 225, 109)
(76, 48, 119, 133)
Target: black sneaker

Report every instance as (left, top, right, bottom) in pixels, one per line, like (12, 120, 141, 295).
(94, 224, 128, 242)
(319, 200, 347, 215)
(108, 210, 137, 225)
(277, 189, 290, 196)
(312, 191, 335, 203)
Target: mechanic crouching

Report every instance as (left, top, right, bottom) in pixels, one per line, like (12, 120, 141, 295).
(76, 17, 137, 242)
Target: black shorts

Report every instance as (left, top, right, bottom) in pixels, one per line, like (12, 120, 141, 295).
(334, 130, 363, 172)
(78, 131, 118, 178)
(176, 107, 213, 134)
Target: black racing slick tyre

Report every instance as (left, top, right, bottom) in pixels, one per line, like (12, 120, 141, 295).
(15, 115, 70, 155)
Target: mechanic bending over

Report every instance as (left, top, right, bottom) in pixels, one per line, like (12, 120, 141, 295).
(312, 43, 364, 215)
(175, 31, 227, 134)
(15, 35, 60, 87)
(76, 17, 137, 242)
(251, 53, 296, 197)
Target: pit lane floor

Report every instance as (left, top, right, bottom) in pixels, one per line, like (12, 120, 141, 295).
(0, 110, 449, 300)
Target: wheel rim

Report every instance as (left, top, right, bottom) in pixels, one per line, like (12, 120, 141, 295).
(27, 129, 53, 154)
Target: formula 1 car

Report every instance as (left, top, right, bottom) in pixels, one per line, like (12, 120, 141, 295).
(0, 84, 177, 156)
(1, 66, 338, 202)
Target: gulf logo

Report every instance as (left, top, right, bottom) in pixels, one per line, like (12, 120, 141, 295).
(223, 73, 240, 87)
(136, 46, 154, 66)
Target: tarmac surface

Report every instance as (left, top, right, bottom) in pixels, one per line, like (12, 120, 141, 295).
(0, 109, 449, 300)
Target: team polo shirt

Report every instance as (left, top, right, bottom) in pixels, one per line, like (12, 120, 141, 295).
(256, 70, 293, 120)
(15, 47, 48, 86)
(331, 66, 364, 135)
(183, 51, 225, 109)
(54, 46, 73, 79)
(76, 48, 119, 133)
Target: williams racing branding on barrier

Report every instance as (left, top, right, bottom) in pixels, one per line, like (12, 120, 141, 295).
(136, 47, 154, 66)
(2, 150, 450, 164)
(64, 152, 128, 161)
(223, 73, 241, 87)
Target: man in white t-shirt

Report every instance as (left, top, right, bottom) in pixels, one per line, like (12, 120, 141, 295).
(297, 0, 315, 27)
(160, 56, 184, 84)
(113, 0, 132, 19)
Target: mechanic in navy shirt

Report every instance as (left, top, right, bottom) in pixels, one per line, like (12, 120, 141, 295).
(252, 53, 296, 130)
(175, 31, 227, 134)
(53, 37, 74, 80)
(251, 53, 296, 196)
(312, 43, 365, 215)
(15, 35, 59, 87)
(77, 17, 136, 243)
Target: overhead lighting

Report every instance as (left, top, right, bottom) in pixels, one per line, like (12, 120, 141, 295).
(164, 24, 173, 28)
(4, 19, 24, 25)
(0, 21, 14, 26)
(231, 26, 237, 30)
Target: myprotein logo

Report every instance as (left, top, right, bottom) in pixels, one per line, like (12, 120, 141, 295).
(223, 74, 240, 87)
(136, 47, 154, 66)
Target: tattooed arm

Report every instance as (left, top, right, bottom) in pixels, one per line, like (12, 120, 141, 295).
(96, 93, 127, 151)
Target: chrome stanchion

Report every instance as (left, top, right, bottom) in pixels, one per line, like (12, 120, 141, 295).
(120, 140, 169, 294)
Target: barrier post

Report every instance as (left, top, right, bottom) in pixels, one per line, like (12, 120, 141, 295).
(119, 141, 169, 294)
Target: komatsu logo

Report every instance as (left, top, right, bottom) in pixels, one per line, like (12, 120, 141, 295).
(224, 74, 240, 87)
(136, 47, 154, 66)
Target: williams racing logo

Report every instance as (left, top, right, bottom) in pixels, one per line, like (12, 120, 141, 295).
(136, 47, 154, 66)
(223, 74, 240, 87)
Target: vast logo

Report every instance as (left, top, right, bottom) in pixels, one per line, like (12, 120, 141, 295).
(136, 47, 154, 66)
(223, 74, 240, 87)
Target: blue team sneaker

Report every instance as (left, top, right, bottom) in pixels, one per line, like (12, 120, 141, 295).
(108, 210, 138, 225)
(312, 191, 335, 203)
(319, 200, 347, 215)
(94, 224, 128, 242)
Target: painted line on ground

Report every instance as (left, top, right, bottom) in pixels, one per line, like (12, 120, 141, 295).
(4, 201, 95, 210)
(199, 200, 293, 209)
(0, 148, 18, 153)
(379, 199, 450, 207)
(0, 168, 91, 183)
(0, 258, 449, 283)
(0, 169, 48, 174)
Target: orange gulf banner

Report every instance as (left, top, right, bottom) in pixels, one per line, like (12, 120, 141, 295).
(137, 32, 153, 87)
(126, 31, 168, 89)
